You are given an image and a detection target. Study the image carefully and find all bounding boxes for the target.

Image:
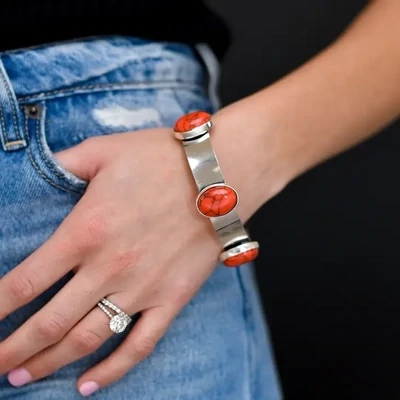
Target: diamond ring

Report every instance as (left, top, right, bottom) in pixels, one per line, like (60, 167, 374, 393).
(97, 298, 132, 333)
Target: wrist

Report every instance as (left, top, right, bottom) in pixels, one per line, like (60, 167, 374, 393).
(211, 95, 294, 222)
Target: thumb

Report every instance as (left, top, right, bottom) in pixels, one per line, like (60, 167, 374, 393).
(54, 138, 104, 181)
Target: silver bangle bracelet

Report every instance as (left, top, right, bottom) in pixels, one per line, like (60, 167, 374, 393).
(173, 111, 259, 267)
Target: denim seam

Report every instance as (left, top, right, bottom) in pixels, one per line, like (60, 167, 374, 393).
(34, 105, 69, 181)
(24, 110, 82, 196)
(0, 104, 8, 144)
(235, 268, 253, 400)
(170, 88, 186, 116)
(17, 81, 204, 102)
(165, 56, 187, 116)
(0, 65, 21, 140)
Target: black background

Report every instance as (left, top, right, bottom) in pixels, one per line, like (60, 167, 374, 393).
(207, 1, 400, 399)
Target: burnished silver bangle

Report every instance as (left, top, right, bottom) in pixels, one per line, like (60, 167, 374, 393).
(173, 111, 259, 267)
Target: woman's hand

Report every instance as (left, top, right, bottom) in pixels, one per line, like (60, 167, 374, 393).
(0, 127, 225, 396)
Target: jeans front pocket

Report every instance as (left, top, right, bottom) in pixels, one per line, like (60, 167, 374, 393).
(23, 102, 88, 196)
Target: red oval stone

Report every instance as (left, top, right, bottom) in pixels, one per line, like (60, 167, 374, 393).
(197, 185, 238, 217)
(174, 111, 211, 133)
(223, 248, 259, 267)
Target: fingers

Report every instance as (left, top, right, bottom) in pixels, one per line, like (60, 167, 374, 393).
(54, 136, 107, 181)
(6, 293, 148, 392)
(0, 157, 112, 322)
(0, 225, 82, 321)
(0, 135, 113, 321)
(0, 273, 102, 375)
(76, 306, 175, 396)
(7, 303, 114, 387)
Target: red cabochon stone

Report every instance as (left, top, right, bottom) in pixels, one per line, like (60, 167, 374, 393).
(197, 185, 238, 217)
(174, 111, 211, 133)
(223, 248, 259, 267)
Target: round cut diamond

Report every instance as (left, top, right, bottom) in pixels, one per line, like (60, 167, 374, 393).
(109, 314, 130, 333)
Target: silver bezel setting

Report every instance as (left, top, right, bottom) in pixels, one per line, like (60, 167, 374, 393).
(173, 120, 212, 141)
(219, 241, 260, 263)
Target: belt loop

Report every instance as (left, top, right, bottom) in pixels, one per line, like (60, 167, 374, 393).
(194, 43, 222, 111)
(0, 57, 27, 152)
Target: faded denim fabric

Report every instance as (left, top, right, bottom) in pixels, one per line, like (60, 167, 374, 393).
(0, 37, 282, 399)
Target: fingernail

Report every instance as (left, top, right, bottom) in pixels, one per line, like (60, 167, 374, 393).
(79, 381, 99, 396)
(8, 368, 32, 387)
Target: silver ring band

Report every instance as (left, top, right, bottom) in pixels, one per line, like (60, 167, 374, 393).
(97, 297, 132, 333)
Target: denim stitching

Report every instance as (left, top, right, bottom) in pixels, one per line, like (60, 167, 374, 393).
(17, 81, 203, 102)
(24, 110, 82, 196)
(34, 106, 68, 181)
(27, 138, 80, 195)
(0, 104, 9, 145)
(32, 118, 82, 195)
(0, 66, 21, 140)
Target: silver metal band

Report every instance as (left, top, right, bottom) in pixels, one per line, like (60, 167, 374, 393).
(182, 132, 249, 249)
(97, 298, 132, 333)
(173, 112, 259, 267)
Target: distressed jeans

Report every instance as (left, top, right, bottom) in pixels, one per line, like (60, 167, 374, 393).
(0, 37, 282, 399)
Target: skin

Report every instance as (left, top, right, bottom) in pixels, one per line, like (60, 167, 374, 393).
(1, 0, 400, 396)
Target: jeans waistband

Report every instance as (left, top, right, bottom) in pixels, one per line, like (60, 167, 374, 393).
(0, 36, 209, 152)
(0, 36, 207, 100)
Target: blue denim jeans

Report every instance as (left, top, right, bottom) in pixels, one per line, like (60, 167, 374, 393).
(0, 37, 281, 399)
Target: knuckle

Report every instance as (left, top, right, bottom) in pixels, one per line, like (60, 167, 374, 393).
(8, 273, 35, 304)
(79, 209, 109, 248)
(172, 280, 194, 305)
(101, 364, 128, 384)
(71, 329, 104, 353)
(133, 336, 157, 360)
(108, 248, 141, 277)
(0, 348, 15, 367)
(36, 312, 66, 341)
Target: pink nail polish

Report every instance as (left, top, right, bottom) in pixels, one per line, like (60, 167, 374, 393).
(79, 381, 100, 396)
(8, 368, 32, 387)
